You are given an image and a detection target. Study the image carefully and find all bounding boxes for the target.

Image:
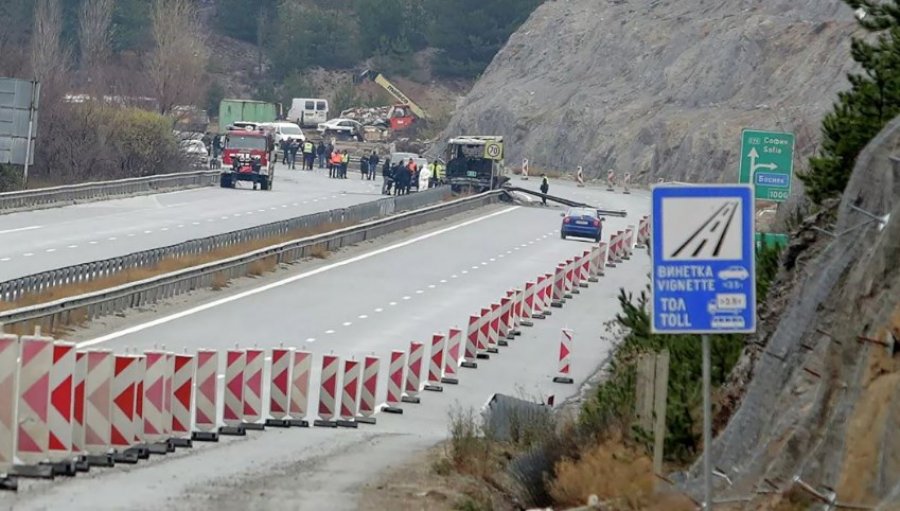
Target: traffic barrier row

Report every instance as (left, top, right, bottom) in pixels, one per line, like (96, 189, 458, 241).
(0, 227, 649, 489)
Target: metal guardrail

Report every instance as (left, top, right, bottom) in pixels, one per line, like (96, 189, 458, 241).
(0, 189, 502, 332)
(0, 171, 220, 213)
(0, 186, 451, 304)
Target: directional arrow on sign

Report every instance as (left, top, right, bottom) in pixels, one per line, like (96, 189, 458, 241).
(747, 148, 777, 175)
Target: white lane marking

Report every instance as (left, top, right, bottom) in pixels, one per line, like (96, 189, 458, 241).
(231, 214, 240, 218)
(506, 250, 512, 254)
(489, 258, 496, 262)
(325, 329, 335, 334)
(428, 284, 436, 289)
(178, 225, 185, 228)
(281, 205, 288, 208)
(161, 228, 169, 232)
(45, 248, 56, 253)
(76, 206, 519, 348)
(108, 237, 117, 241)
(127, 233, 136, 237)
(0, 257, 10, 262)
(144, 230, 153, 234)
(451, 275, 458, 279)
(415, 290, 424, 294)
(89, 241, 98, 245)
(293, 202, 300, 206)
(389, 302, 398, 306)
(257, 209, 266, 213)
(439, 280, 447, 284)
(206, 219, 214, 222)
(245, 212, 253, 216)
(342, 321, 352, 327)
(192, 222, 200, 225)
(269, 207, 277, 211)
(403, 296, 412, 300)
(23, 253, 34, 257)
(0, 225, 42, 235)
(498, 254, 505, 258)
(358, 314, 368, 319)
(461, 270, 468, 275)
(67, 245, 78, 249)
(374, 308, 383, 313)
(471, 266, 479, 269)
(306, 338, 316, 343)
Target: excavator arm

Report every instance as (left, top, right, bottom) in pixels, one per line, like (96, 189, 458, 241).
(357, 70, 428, 120)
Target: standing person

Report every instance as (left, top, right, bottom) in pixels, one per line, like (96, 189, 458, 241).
(382, 158, 393, 195)
(406, 159, 418, 194)
(212, 134, 221, 159)
(289, 139, 301, 170)
(340, 150, 350, 178)
(280, 139, 290, 165)
(359, 155, 368, 179)
(326, 143, 334, 176)
(393, 160, 406, 195)
(316, 141, 326, 169)
(367, 151, 379, 180)
(303, 139, 314, 170)
(330, 150, 342, 178)
(540, 174, 550, 206)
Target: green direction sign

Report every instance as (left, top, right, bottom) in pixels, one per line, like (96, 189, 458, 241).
(755, 233, 789, 251)
(739, 129, 795, 202)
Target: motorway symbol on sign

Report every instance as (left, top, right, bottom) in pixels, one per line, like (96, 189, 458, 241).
(738, 129, 794, 203)
(483, 141, 503, 161)
(651, 184, 756, 334)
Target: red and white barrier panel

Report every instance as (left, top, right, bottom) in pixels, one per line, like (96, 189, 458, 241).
(533, 275, 547, 319)
(499, 297, 512, 340)
(552, 264, 566, 307)
(72, 351, 86, 455)
(266, 347, 292, 428)
(242, 348, 265, 430)
(490, 302, 504, 348)
(15, 336, 52, 472)
(478, 309, 494, 357)
(623, 226, 635, 259)
(542, 273, 554, 314)
(462, 314, 479, 368)
(579, 251, 592, 288)
(606, 169, 616, 191)
(162, 353, 174, 440)
(571, 256, 583, 290)
(337, 359, 360, 428)
(48, 341, 76, 471)
(85, 350, 114, 466)
(192, 349, 219, 441)
(384, 350, 406, 413)
(442, 328, 462, 384)
(564, 259, 576, 296)
(0, 336, 17, 476)
(590, 243, 606, 280)
(288, 350, 312, 427)
(132, 354, 146, 450)
(636, 215, 651, 247)
(403, 342, 423, 404)
(425, 334, 445, 392)
(170, 353, 194, 446)
(314, 354, 340, 427)
(615, 231, 626, 263)
(521, 282, 536, 326)
(514, 288, 525, 332)
(607, 232, 620, 267)
(358, 355, 379, 424)
(553, 329, 575, 384)
(111, 354, 140, 464)
(220, 349, 246, 435)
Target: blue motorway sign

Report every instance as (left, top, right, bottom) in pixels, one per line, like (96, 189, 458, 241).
(650, 184, 756, 334)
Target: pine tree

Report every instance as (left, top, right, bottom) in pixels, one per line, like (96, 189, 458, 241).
(800, 1, 900, 204)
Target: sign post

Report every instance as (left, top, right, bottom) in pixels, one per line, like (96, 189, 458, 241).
(739, 129, 794, 202)
(651, 184, 756, 509)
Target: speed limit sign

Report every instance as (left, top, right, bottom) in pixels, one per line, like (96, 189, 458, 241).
(483, 141, 504, 161)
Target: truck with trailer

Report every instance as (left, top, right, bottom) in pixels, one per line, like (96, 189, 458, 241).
(218, 99, 279, 133)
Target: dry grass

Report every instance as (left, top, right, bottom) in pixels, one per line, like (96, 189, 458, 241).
(0, 221, 351, 313)
(548, 434, 695, 510)
(446, 406, 497, 479)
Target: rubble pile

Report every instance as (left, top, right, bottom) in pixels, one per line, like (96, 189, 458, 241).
(340, 106, 392, 127)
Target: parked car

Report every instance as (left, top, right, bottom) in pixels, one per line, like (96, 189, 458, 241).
(317, 118, 364, 141)
(261, 122, 305, 145)
(180, 139, 209, 168)
(560, 207, 604, 242)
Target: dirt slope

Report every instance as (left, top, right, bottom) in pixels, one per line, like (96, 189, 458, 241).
(440, 0, 857, 182)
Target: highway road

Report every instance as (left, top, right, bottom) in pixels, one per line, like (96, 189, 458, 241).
(668, 200, 739, 259)
(3, 181, 651, 510)
(0, 164, 384, 281)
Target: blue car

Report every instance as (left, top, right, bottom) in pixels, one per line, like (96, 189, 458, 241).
(561, 207, 603, 242)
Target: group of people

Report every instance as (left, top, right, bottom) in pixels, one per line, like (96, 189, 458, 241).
(359, 152, 380, 180)
(280, 139, 322, 170)
(381, 158, 420, 196)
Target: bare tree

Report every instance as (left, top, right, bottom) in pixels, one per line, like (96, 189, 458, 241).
(148, 0, 208, 115)
(31, 0, 70, 86)
(79, 0, 115, 73)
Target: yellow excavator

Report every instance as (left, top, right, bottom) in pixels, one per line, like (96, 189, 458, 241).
(355, 69, 429, 133)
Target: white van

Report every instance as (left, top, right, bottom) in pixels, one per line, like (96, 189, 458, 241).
(262, 122, 305, 145)
(288, 98, 329, 128)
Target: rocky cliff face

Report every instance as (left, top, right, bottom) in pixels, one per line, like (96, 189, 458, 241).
(441, 0, 857, 184)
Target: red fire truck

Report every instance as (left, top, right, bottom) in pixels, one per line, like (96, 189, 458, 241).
(220, 129, 274, 190)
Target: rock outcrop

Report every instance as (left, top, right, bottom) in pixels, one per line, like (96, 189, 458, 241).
(441, 0, 858, 183)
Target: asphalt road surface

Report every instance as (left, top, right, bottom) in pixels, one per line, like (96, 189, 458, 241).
(2, 180, 651, 511)
(0, 164, 384, 281)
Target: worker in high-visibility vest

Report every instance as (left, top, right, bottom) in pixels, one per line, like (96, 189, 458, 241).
(330, 151, 342, 178)
(341, 150, 350, 179)
(303, 140, 315, 170)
